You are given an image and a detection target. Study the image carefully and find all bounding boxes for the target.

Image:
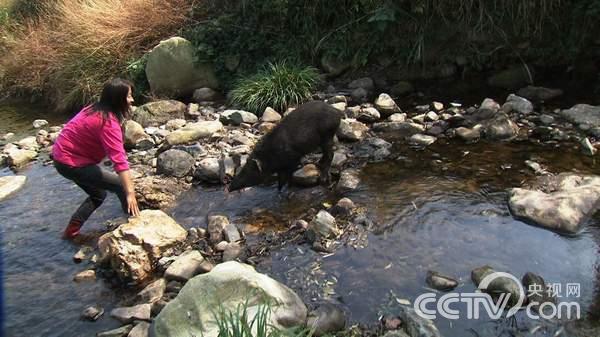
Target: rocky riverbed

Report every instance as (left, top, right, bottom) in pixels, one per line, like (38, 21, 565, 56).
(2, 83, 600, 337)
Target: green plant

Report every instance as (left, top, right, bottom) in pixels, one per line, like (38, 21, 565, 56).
(126, 54, 149, 101)
(229, 62, 319, 115)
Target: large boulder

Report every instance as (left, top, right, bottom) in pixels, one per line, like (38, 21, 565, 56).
(509, 174, 600, 234)
(146, 37, 218, 97)
(165, 121, 223, 146)
(560, 104, 600, 128)
(97, 210, 187, 283)
(151, 261, 307, 337)
(132, 101, 187, 127)
(0, 175, 26, 201)
(157, 149, 194, 177)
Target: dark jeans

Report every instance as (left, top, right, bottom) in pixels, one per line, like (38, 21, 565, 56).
(54, 161, 127, 224)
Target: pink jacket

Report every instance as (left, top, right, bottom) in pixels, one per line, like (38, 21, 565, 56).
(52, 106, 130, 172)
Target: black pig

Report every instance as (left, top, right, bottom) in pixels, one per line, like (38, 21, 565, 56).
(228, 101, 343, 191)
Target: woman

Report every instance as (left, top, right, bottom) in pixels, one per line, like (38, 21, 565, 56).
(52, 78, 141, 239)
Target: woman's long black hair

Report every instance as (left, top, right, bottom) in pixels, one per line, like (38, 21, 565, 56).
(88, 78, 133, 123)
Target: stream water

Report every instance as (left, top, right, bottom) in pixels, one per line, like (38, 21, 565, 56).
(2, 94, 600, 337)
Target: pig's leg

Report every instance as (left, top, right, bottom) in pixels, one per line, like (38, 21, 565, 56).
(318, 138, 335, 184)
(277, 169, 294, 191)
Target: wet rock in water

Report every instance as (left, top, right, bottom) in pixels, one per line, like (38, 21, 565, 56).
(194, 157, 221, 183)
(409, 134, 436, 146)
(330, 197, 355, 216)
(455, 127, 480, 143)
(73, 269, 96, 282)
(129, 321, 151, 337)
(307, 303, 346, 336)
(522, 272, 554, 312)
(484, 113, 519, 141)
(192, 87, 219, 102)
(508, 174, 600, 234)
(223, 242, 243, 261)
(152, 261, 307, 337)
(426, 271, 458, 291)
(220, 110, 258, 126)
(207, 215, 229, 244)
(32, 119, 48, 128)
(136, 278, 166, 304)
(81, 305, 104, 321)
(157, 149, 194, 177)
(97, 210, 187, 284)
(388, 113, 407, 123)
(375, 93, 401, 117)
(6, 148, 37, 168)
(502, 94, 534, 115)
(73, 246, 93, 263)
(560, 104, 600, 128)
(110, 303, 152, 323)
(581, 137, 596, 156)
(165, 119, 187, 131)
(353, 137, 392, 161)
(309, 210, 340, 239)
(165, 251, 207, 282)
(165, 121, 223, 146)
(0, 175, 27, 201)
(517, 86, 563, 102)
(471, 265, 523, 306)
(261, 107, 282, 123)
(539, 114, 555, 125)
(398, 305, 441, 337)
(96, 325, 133, 337)
(132, 100, 187, 127)
(336, 169, 360, 193)
(293, 164, 320, 186)
(357, 107, 381, 123)
(372, 122, 425, 138)
(337, 119, 369, 142)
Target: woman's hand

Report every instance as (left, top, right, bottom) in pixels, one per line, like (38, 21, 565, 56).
(126, 191, 140, 216)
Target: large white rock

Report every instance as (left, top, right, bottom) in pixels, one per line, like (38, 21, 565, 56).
(0, 176, 26, 201)
(6, 148, 37, 168)
(165, 121, 223, 146)
(97, 210, 187, 283)
(509, 174, 600, 234)
(374, 93, 401, 116)
(152, 261, 307, 337)
(146, 37, 218, 97)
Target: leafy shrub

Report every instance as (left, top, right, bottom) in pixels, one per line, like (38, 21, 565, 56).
(229, 62, 319, 115)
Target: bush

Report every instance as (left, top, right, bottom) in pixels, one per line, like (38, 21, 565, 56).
(0, 0, 191, 111)
(229, 62, 320, 115)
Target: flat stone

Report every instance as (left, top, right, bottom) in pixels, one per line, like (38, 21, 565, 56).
(110, 303, 152, 324)
(164, 251, 206, 282)
(81, 305, 104, 321)
(96, 325, 133, 337)
(0, 176, 27, 201)
(309, 210, 339, 239)
(74, 269, 96, 282)
(136, 278, 166, 304)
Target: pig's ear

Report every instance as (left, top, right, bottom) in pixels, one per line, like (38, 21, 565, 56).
(252, 158, 263, 173)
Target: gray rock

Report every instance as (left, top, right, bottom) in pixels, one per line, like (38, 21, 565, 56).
(398, 306, 441, 337)
(97, 325, 133, 337)
(517, 86, 563, 102)
(480, 98, 501, 113)
(194, 157, 221, 183)
(132, 101, 187, 127)
(336, 169, 360, 193)
(124, 120, 151, 149)
(307, 303, 346, 336)
(157, 149, 194, 177)
(539, 114, 555, 125)
(455, 127, 480, 142)
(409, 134, 436, 146)
(471, 266, 522, 307)
(165, 251, 206, 282)
(32, 119, 48, 128)
(136, 278, 166, 304)
(357, 107, 381, 123)
(146, 37, 218, 97)
(509, 174, 600, 234)
(152, 262, 307, 337)
(375, 93, 401, 116)
(309, 210, 339, 239)
(261, 107, 282, 123)
(220, 110, 258, 125)
(388, 113, 407, 123)
(353, 137, 392, 161)
(484, 113, 519, 141)
(560, 104, 600, 128)
(337, 119, 369, 142)
(82, 305, 104, 321)
(348, 77, 374, 91)
(165, 121, 223, 146)
(0, 176, 27, 201)
(223, 223, 241, 243)
(223, 242, 243, 261)
(372, 122, 425, 138)
(192, 88, 218, 102)
(502, 94, 533, 115)
(331, 152, 347, 168)
(128, 322, 150, 337)
(426, 271, 458, 291)
(207, 215, 229, 244)
(110, 304, 151, 324)
(293, 164, 320, 186)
